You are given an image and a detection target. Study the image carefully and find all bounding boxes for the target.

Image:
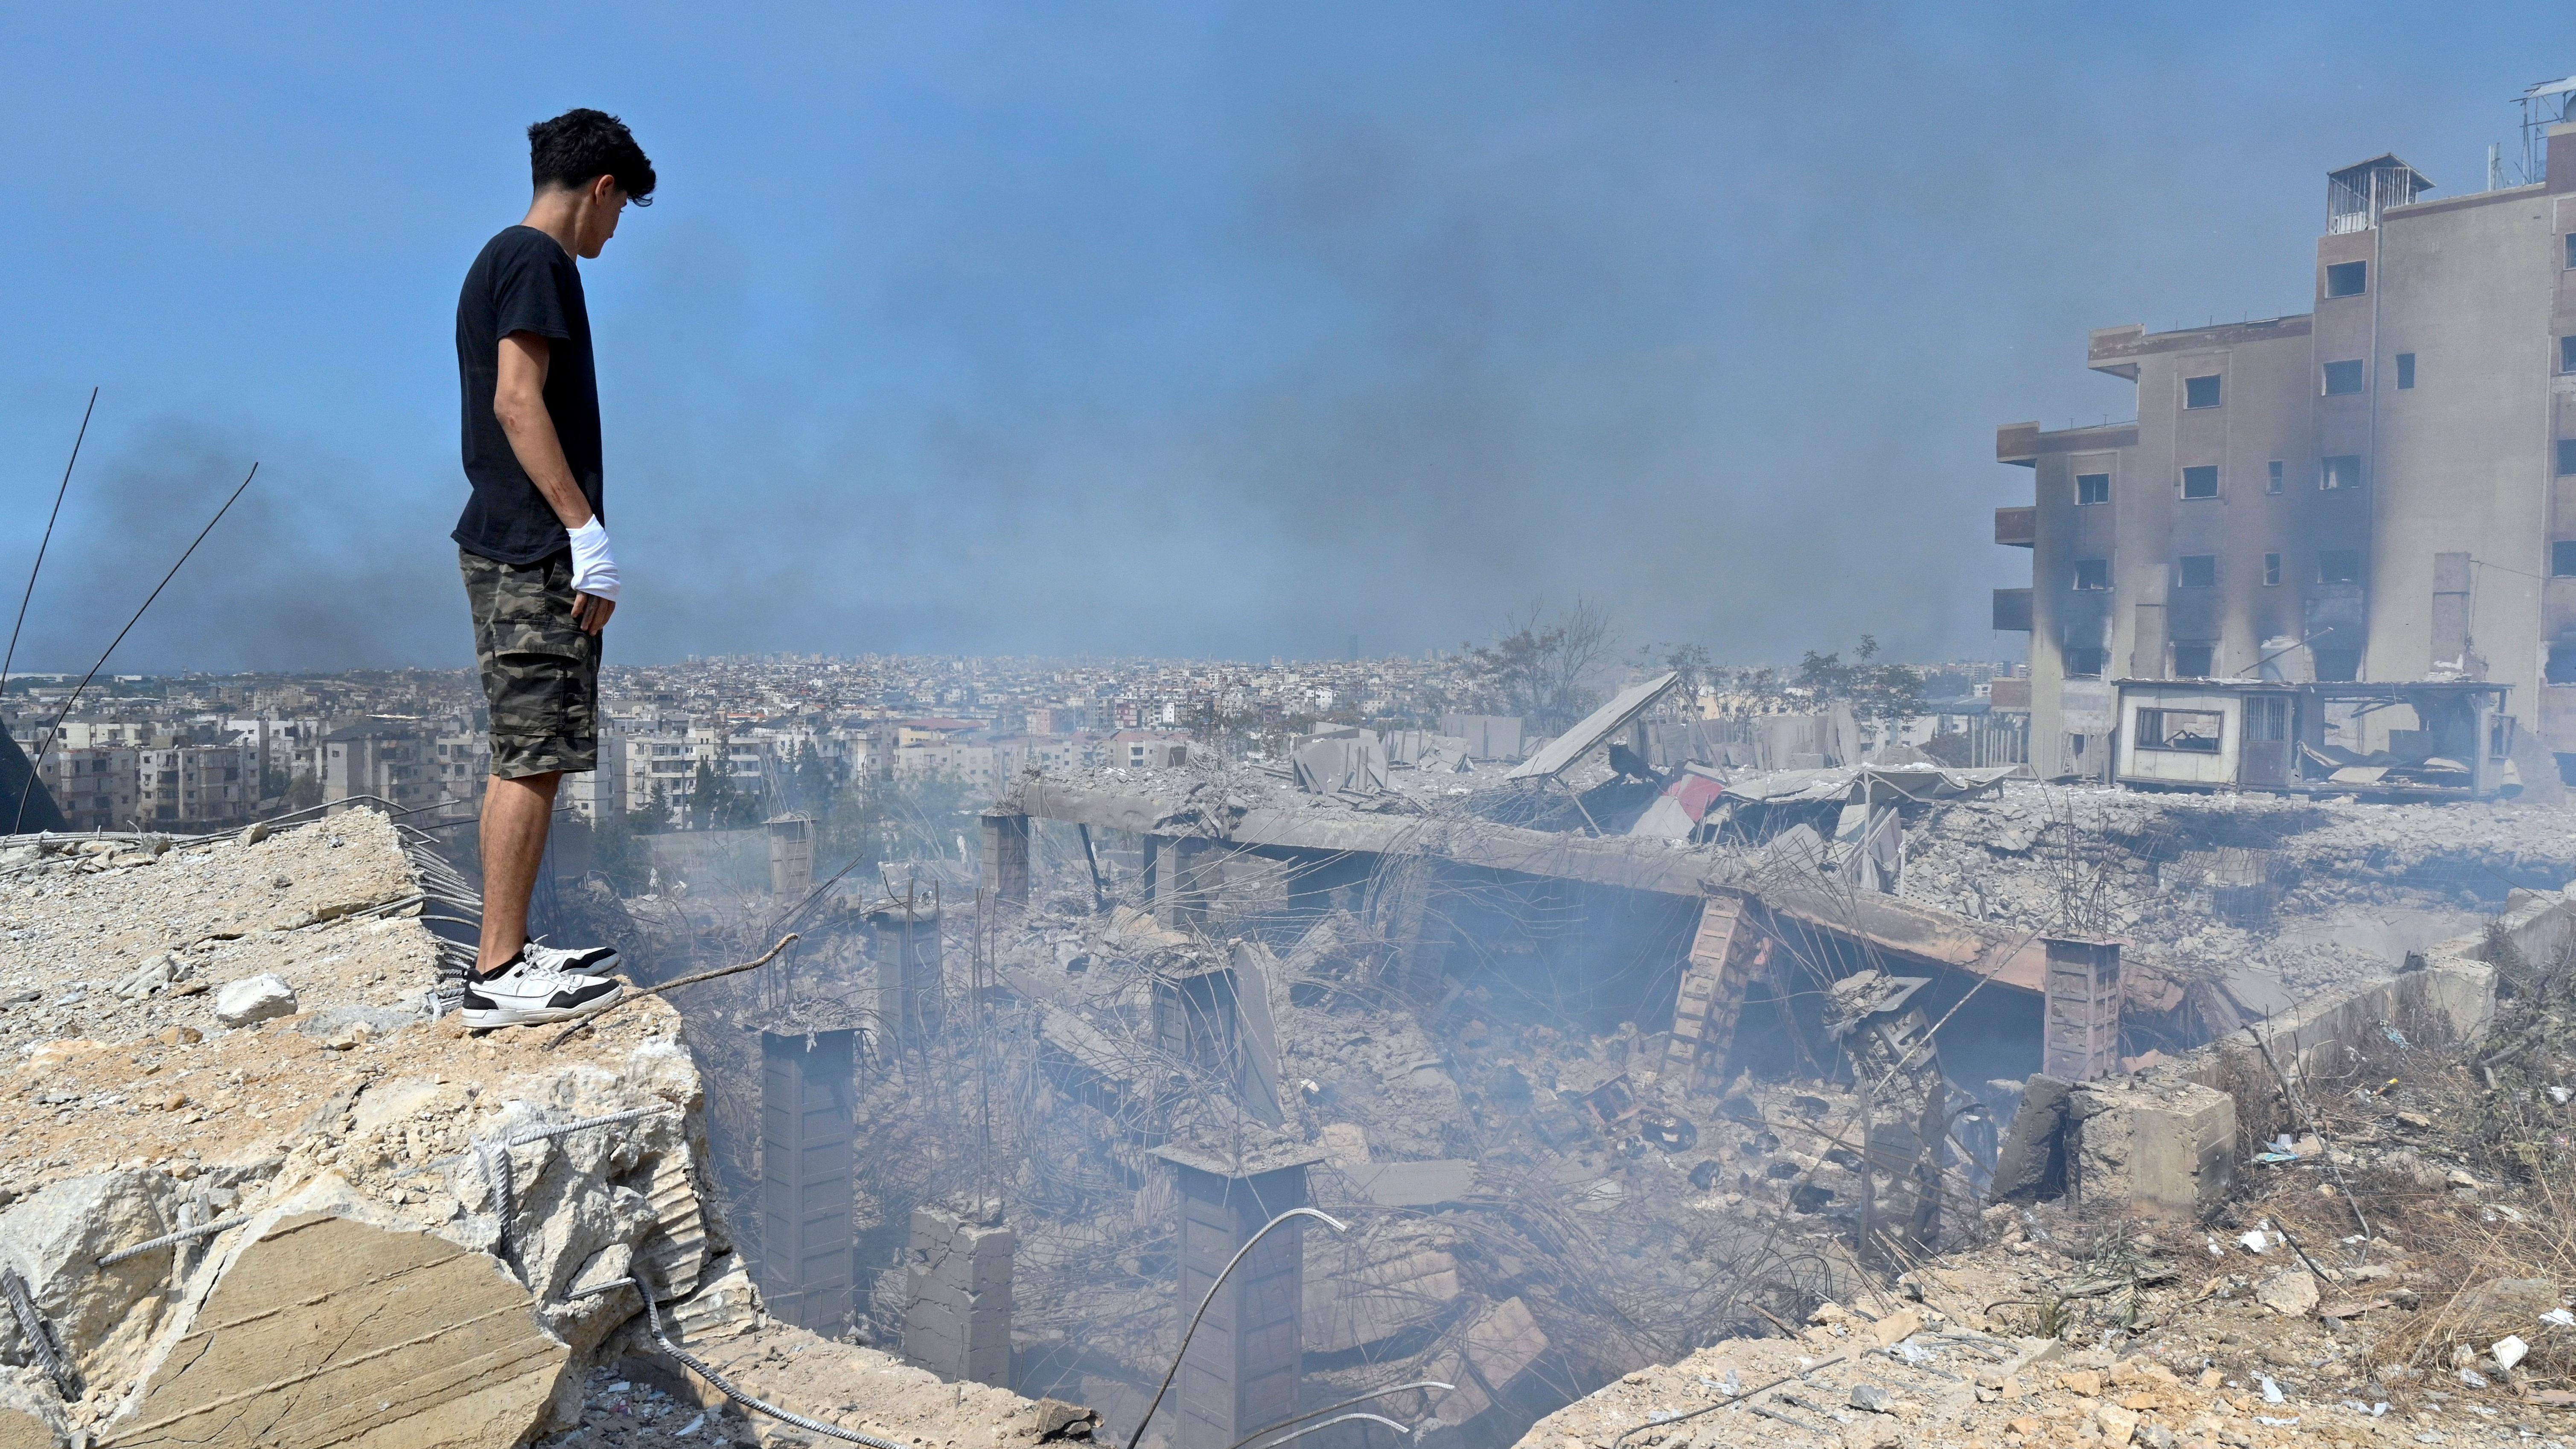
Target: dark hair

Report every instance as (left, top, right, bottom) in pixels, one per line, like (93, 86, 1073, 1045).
(528, 108, 656, 205)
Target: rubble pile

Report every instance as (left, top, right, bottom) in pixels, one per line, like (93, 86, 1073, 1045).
(1900, 783, 2576, 1026)
(0, 812, 1057, 1449)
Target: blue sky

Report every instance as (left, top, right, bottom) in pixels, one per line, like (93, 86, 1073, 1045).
(3, 4, 2571, 673)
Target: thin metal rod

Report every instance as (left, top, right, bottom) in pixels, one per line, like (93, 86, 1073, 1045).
(1251, 1414, 1411, 1449)
(1125, 1207, 1350, 1449)
(0, 387, 96, 704)
(1223, 1383, 1454, 1449)
(14, 461, 258, 834)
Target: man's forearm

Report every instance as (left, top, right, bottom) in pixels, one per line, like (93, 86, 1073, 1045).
(495, 409, 594, 531)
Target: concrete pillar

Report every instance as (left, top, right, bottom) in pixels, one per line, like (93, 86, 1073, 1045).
(1154, 836, 1221, 930)
(768, 814, 814, 898)
(758, 1029, 856, 1334)
(2041, 936, 2122, 1082)
(980, 812, 1031, 908)
(1154, 1146, 1325, 1449)
(903, 1201, 1014, 1388)
(866, 898, 944, 1047)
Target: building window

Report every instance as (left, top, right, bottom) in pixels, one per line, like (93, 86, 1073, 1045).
(2075, 472, 2110, 505)
(2177, 554, 2217, 588)
(2566, 233, 2576, 269)
(2264, 553, 2283, 586)
(2317, 549, 2361, 583)
(2321, 455, 2363, 490)
(2183, 374, 2223, 409)
(2323, 360, 2365, 395)
(2137, 708, 2223, 752)
(2564, 336, 2576, 374)
(2553, 643, 2576, 685)
(2556, 542, 2576, 577)
(2324, 260, 2368, 297)
(2181, 466, 2220, 499)
(2395, 352, 2415, 390)
(2072, 558, 2110, 591)
(2267, 460, 2284, 494)
(2063, 646, 2108, 678)
(2561, 439, 2576, 477)
(2315, 647, 2361, 682)
(2171, 643, 2216, 679)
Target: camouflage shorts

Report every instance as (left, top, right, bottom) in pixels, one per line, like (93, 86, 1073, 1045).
(460, 548, 599, 778)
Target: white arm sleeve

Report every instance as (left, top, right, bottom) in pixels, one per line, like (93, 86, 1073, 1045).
(566, 518, 621, 602)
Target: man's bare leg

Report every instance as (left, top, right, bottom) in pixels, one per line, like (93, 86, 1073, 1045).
(477, 770, 561, 974)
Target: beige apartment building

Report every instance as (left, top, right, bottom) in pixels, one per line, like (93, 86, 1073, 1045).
(137, 745, 249, 826)
(1994, 117, 2576, 779)
(41, 747, 140, 831)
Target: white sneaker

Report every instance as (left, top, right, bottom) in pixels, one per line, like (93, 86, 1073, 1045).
(460, 950, 623, 1029)
(522, 936, 622, 977)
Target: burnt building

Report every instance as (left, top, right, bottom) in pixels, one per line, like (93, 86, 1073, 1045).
(1993, 96, 2576, 778)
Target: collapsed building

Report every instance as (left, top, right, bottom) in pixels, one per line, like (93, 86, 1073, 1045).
(619, 671, 2576, 1449)
(8, 659, 2576, 1449)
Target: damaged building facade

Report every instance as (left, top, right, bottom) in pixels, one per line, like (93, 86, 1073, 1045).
(1993, 97, 2576, 784)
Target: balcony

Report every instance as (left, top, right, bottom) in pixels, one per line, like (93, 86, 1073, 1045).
(1994, 507, 2036, 548)
(1993, 589, 2034, 632)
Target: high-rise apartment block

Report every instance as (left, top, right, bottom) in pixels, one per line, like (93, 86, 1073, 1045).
(1995, 112, 2576, 779)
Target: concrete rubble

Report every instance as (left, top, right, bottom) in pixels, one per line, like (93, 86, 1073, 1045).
(0, 811, 1062, 1449)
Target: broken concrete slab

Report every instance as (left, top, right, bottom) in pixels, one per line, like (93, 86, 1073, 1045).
(1987, 1075, 2071, 1204)
(104, 1212, 567, 1449)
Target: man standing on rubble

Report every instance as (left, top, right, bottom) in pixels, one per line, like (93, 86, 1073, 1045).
(449, 109, 653, 1028)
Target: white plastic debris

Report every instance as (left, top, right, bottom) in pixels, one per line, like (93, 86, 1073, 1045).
(2550, 1085, 2571, 1105)
(2461, 1367, 2491, 1388)
(676, 1414, 705, 1437)
(2541, 1308, 2576, 1328)
(2240, 1230, 2272, 1254)
(2494, 1335, 2529, 1371)
(2206, 1236, 2227, 1258)
(2258, 1375, 2285, 1404)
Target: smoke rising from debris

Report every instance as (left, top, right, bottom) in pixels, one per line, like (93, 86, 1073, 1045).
(0, 420, 457, 676)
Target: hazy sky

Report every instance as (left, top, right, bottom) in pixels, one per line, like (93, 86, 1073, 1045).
(3, 4, 2572, 674)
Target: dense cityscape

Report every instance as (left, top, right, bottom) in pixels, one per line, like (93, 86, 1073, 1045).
(1, 646, 2022, 841)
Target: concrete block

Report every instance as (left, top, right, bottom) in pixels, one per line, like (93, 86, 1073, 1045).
(2071, 1077, 2235, 1222)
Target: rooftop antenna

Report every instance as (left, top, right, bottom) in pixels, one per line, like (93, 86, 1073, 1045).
(2516, 73, 2576, 185)
(2489, 142, 2505, 192)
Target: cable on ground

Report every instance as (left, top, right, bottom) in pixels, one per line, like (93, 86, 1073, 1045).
(565, 1277, 908, 1449)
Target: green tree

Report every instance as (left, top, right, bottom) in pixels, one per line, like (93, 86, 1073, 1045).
(1461, 599, 1617, 733)
(1794, 635, 1926, 723)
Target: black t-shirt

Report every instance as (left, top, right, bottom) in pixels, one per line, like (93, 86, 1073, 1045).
(452, 225, 603, 564)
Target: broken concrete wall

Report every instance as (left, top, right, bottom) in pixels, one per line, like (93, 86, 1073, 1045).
(1997, 882, 2546, 1223)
